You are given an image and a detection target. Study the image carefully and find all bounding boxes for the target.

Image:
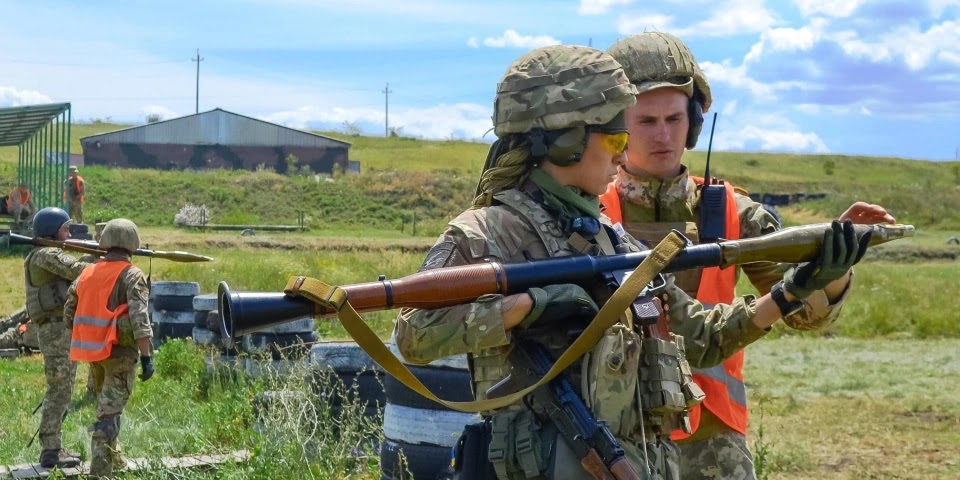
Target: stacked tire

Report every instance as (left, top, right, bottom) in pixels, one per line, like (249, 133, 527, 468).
(380, 335, 477, 480)
(308, 341, 385, 420)
(240, 317, 319, 379)
(150, 281, 199, 348)
(68, 223, 92, 240)
(190, 293, 236, 354)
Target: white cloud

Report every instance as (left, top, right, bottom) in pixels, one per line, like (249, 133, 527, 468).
(927, 0, 960, 17)
(700, 60, 776, 100)
(792, 0, 867, 18)
(616, 14, 674, 34)
(578, 0, 634, 15)
(141, 105, 180, 121)
(832, 20, 960, 70)
(262, 103, 493, 140)
(721, 100, 738, 116)
(794, 103, 875, 116)
(745, 20, 827, 63)
(0, 86, 54, 107)
(619, 0, 777, 37)
(470, 29, 561, 49)
(716, 114, 829, 153)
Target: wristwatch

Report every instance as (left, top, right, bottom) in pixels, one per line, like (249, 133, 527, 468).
(771, 281, 804, 317)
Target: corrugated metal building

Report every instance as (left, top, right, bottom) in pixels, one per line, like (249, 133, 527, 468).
(80, 108, 351, 173)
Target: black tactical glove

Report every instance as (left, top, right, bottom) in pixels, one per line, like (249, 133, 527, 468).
(783, 220, 871, 299)
(520, 284, 599, 329)
(139, 355, 154, 381)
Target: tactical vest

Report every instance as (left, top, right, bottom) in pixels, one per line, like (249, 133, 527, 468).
(600, 177, 749, 438)
(69, 260, 131, 362)
(24, 249, 72, 323)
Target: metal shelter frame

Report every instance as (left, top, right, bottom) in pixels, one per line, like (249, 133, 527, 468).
(0, 103, 72, 210)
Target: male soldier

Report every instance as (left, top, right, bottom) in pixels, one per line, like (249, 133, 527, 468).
(64, 166, 85, 224)
(0, 307, 30, 351)
(23, 207, 91, 468)
(395, 44, 872, 479)
(603, 32, 895, 479)
(65, 218, 153, 478)
(8, 182, 36, 231)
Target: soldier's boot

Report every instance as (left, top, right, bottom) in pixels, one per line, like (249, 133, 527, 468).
(39, 448, 81, 468)
(90, 416, 121, 478)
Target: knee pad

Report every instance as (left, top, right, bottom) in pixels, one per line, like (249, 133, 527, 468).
(91, 415, 121, 442)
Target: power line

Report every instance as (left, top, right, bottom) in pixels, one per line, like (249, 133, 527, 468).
(383, 82, 392, 137)
(192, 49, 204, 114)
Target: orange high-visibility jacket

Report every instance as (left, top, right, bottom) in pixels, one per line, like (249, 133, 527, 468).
(69, 260, 130, 363)
(600, 177, 748, 438)
(63, 175, 84, 203)
(7, 187, 30, 209)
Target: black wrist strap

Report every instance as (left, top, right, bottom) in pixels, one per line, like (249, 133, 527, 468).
(771, 281, 804, 317)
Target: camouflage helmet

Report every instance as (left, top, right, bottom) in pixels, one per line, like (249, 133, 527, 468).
(33, 207, 71, 239)
(607, 32, 712, 112)
(493, 45, 638, 138)
(99, 218, 141, 253)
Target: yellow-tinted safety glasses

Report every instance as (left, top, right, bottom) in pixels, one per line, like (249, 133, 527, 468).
(599, 132, 629, 156)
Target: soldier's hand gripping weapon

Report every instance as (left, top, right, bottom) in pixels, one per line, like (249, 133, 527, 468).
(0, 232, 213, 262)
(219, 223, 913, 338)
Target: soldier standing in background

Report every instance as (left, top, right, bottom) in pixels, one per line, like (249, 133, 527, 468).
(65, 218, 154, 478)
(23, 207, 90, 468)
(64, 166, 85, 225)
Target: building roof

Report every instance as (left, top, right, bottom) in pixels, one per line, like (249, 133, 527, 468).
(80, 108, 352, 149)
(0, 103, 71, 147)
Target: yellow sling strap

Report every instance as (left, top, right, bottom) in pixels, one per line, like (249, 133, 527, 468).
(284, 231, 686, 413)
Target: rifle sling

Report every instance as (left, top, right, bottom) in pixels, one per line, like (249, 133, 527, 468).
(285, 231, 687, 413)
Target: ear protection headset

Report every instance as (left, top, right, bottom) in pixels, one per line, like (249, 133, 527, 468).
(528, 126, 590, 167)
(686, 85, 705, 149)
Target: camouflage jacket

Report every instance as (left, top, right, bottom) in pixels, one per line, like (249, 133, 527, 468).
(25, 247, 91, 322)
(395, 185, 768, 404)
(64, 256, 152, 358)
(614, 165, 850, 328)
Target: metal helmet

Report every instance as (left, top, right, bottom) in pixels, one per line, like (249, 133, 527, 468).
(493, 45, 638, 138)
(606, 32, 712, 112)
(99, 218, 141, 253)
(33, 207, 71, 239)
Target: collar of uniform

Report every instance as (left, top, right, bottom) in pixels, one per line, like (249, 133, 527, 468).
(615, 164, 693, 209)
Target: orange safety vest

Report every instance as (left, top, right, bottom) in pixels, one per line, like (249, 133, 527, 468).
(69, 260, 130, 362)
(64, 175, 84, 203)
(600, 177, 748, 438)
(7, 187, 30, 209)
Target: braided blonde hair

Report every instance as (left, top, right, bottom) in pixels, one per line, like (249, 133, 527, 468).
(471, 136, 533, 209)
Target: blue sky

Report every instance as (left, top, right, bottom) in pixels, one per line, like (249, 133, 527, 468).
(1, 0, 958, 160)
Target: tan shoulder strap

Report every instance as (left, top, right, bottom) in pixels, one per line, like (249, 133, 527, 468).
(285, 231, 686, 413)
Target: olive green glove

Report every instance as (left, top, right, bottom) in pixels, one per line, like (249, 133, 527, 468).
(520, 284, 599, 329)
(783, 220, 871, 299)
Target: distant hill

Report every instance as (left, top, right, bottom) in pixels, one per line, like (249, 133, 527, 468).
(1, 122, 958, 231)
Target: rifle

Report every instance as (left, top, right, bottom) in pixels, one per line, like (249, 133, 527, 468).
(506, 340, 640, 480)
(1, 232, 213, 263)
(219, 222, 913, 338)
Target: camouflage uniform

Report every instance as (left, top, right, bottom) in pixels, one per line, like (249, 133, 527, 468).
(24, 247, 90, 452)
(64, 256, 152, 478)
(396, 183, 770, 480)
(65, 174, 85, 224)
(0, 307, 31, 350)
(614, 165, 851, 479)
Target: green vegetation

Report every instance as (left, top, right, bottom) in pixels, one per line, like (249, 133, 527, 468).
(2, 122, 958, 230)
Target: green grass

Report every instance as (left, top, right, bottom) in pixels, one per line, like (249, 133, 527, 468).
(2, 122, 959, 230)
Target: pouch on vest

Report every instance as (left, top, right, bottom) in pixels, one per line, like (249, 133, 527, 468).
(115, 316, 137, 347)
(582, 323, 641, 438)
(453, 419, 497, 480)
(26, 279, 70, 324)
(488, 410, 550, 479)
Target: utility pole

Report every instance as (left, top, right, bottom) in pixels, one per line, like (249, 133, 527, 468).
(383, 82, 392, 137)
(192, 49, 204, 114)
(588, 37, 593, 47)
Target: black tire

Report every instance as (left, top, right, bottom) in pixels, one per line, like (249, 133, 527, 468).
(153, 322, 195, 347)
(379, 437, 454, 480)
(194, 310, 209, 328)
(206, 310, 222, 332)
(310, 370, 386, 408)
(192, 293, 218, 312)
(152, 295, 196, 311)
(384, 366, 473, 410)
(761, 203, 783, 226)
(69, 223, 89, 234)
(151, 281, 200, 297)
(310, 341, 378, 373)
(241, 331, 318, 360)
